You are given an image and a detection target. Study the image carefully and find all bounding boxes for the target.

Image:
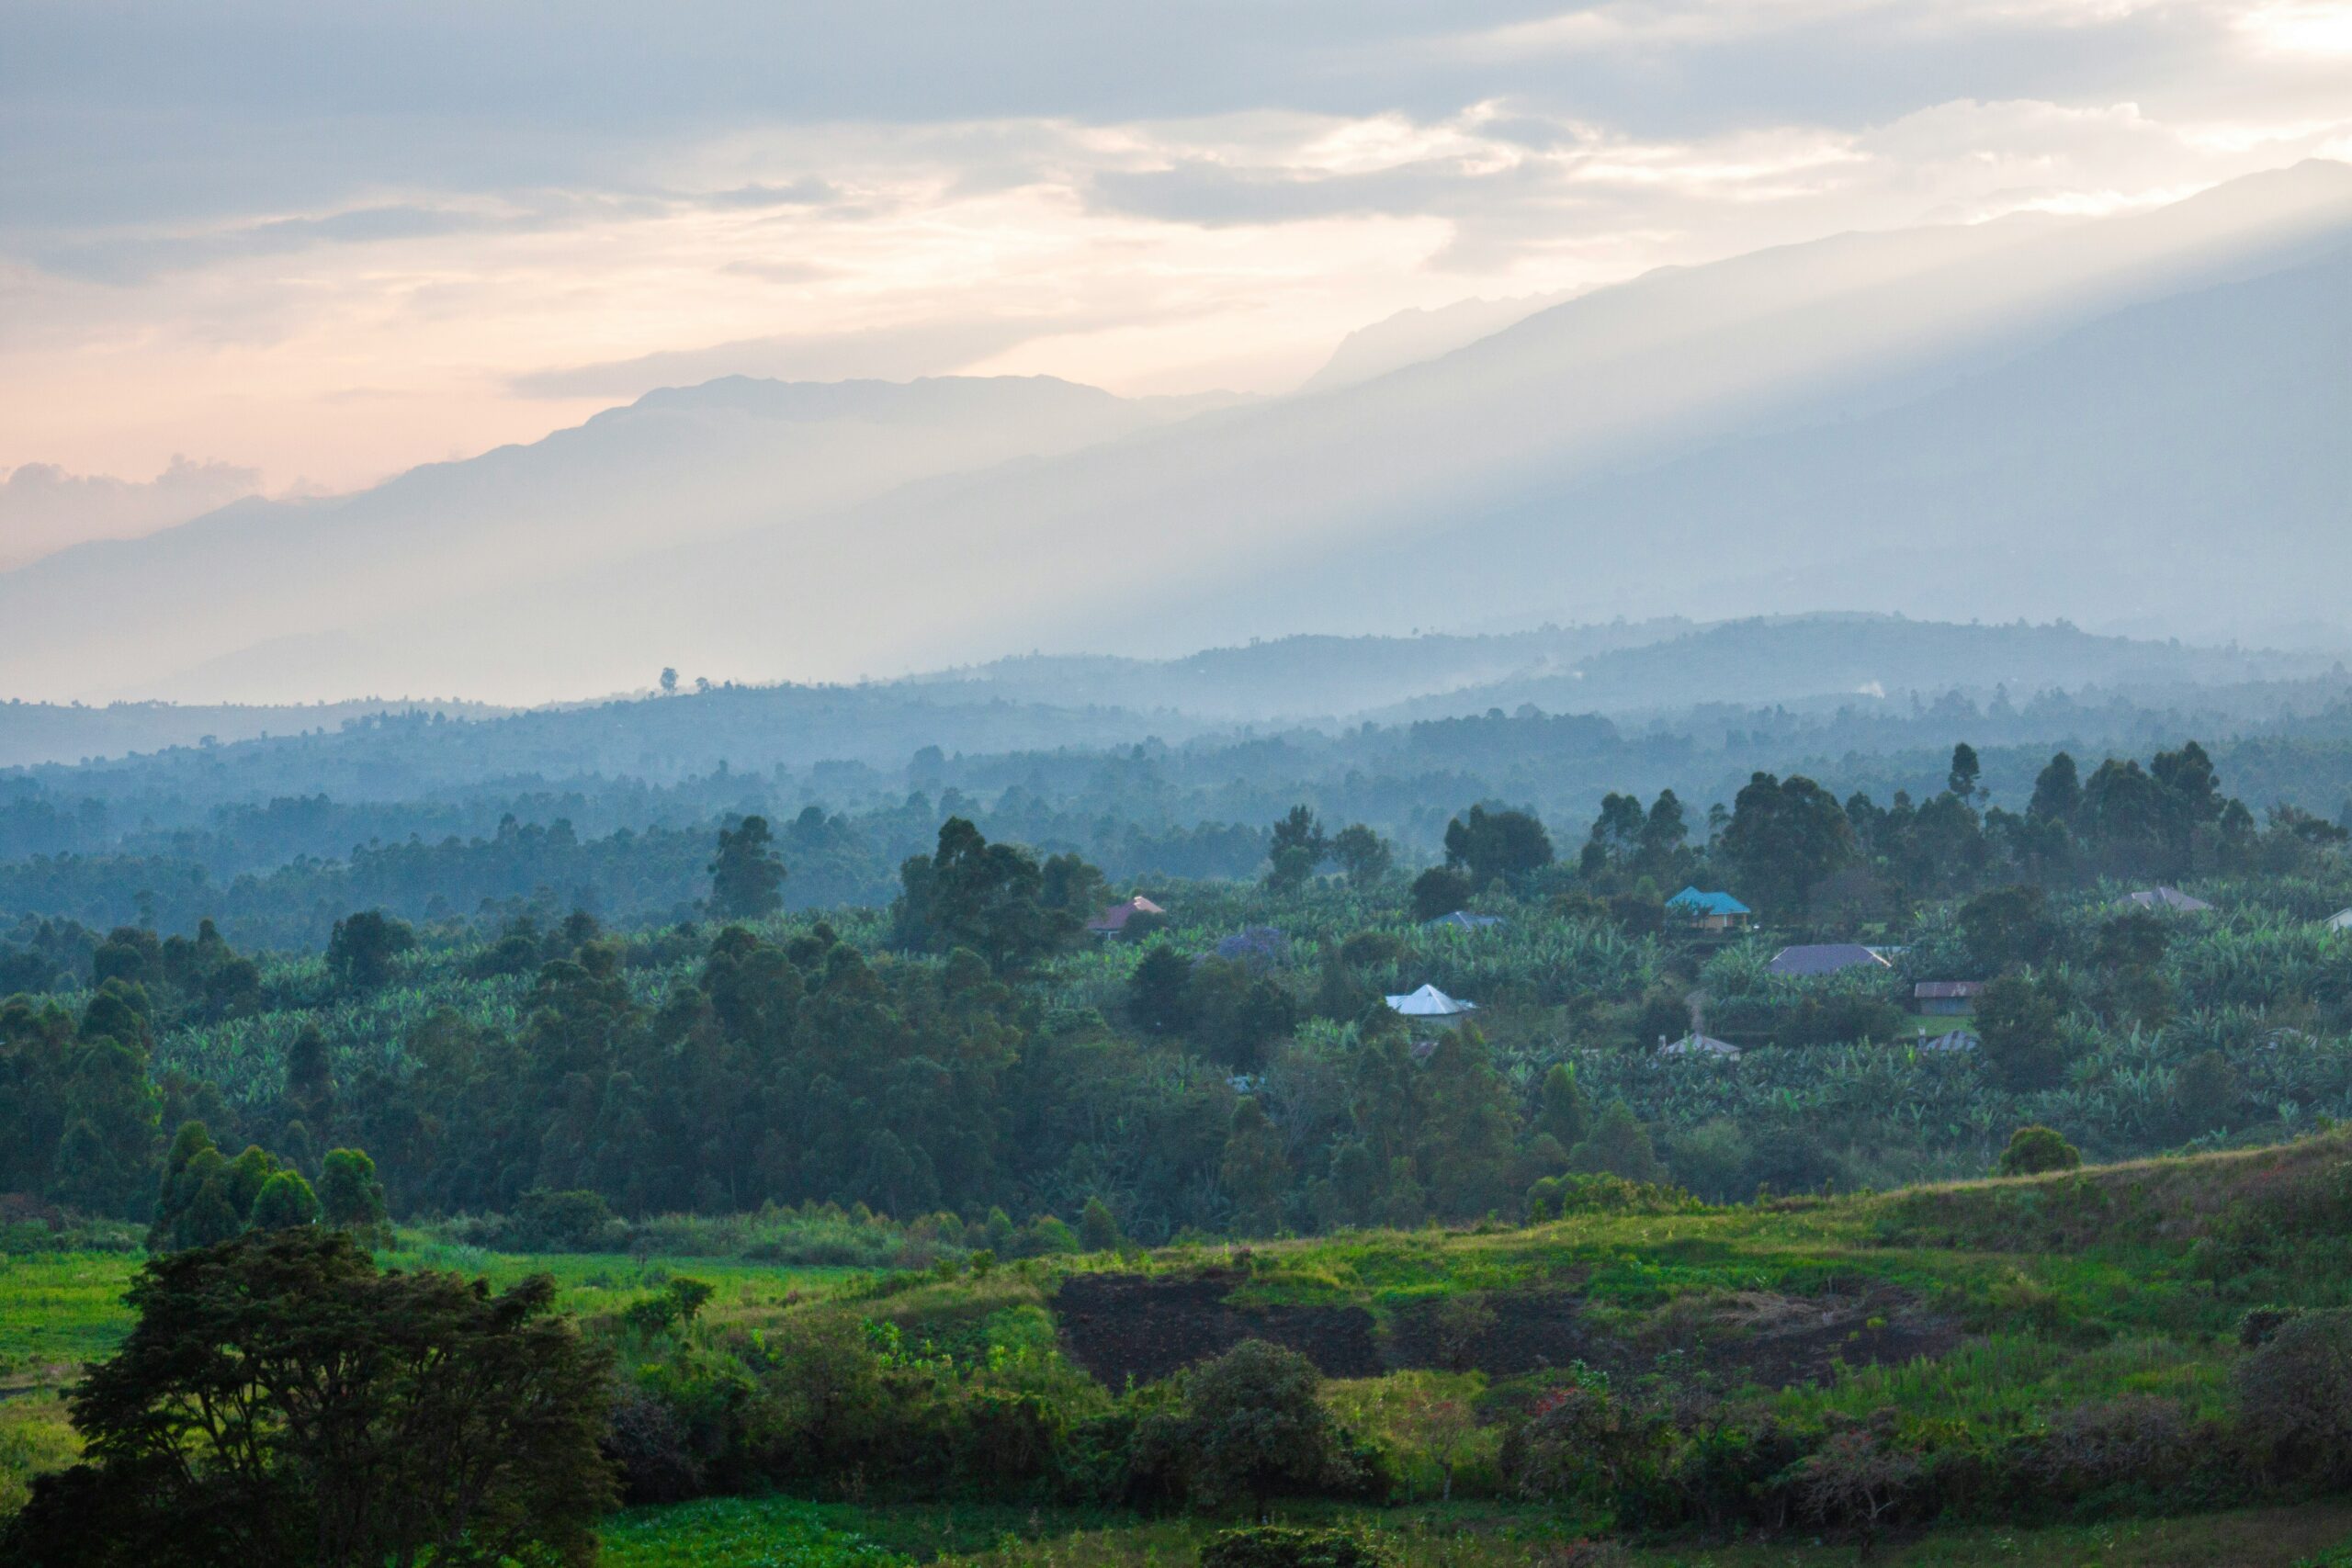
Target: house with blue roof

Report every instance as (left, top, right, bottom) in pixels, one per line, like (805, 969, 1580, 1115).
(1667, 886, 1753, 931)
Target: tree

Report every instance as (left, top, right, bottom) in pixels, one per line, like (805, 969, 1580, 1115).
(4, 1229, 613, 1568)
(1408, 866, 1476, 923)
(1976, 973, 2069, 1090)
(708, 816, 787, 921)
(1538, 1062, 1589, 1150)
(1996, 1124, 2080, 1176)
(1080, 1195, 1124, 1253)
(319, 1147, 392, 1247)
(1269, 806, 1329, 865)
(659, 667, 678, 695)
(1148, 1338, 1359, 1513)
(1960, 885, 2056, 973)
(1329, 824, 1393, 890)
(1220, 1098, 1292, 1235)
(248, 1168, 321, 1229)
(893, 818, 1072, 971)
(1127, 945, 1196, 1035)
(2029, 751, 2081, 824)
(324, 910, 415, 992)
(1721, 773, 1858, 914)
(1442, 805, 1553, 888)
(1566, 1100, 1665, 1185)
(1947, 742, 1983, 801)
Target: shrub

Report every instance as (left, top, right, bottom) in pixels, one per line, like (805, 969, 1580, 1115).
(1200, 1526, 1396, 1568)
(499, 1189, 626, 1252)
(2236, 1305, 2352, 1481)
(1134, 1339, 1366, 1513)
(2007, 1394, 2199, 1506)
(1997, 1125, 2081, 1177)
(1792, 1409, 1922, 1549)
(1501, 1381, 1670, 1508)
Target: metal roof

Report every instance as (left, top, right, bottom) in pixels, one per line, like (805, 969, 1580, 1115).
(1384, 983, 1477, 1017)
(1667, 886, 1752, 916)
(1767, 943, 1892, 976)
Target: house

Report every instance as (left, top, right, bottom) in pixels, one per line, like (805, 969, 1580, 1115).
(1666, 886, 1753, 930)
(1424, 910, 1506, 931)
(2115, 886, 2213, 913)
(1917, 1028, 1979, 1053)
(1914, 980, 1984, 1017)
(1766, 943, 1892, 978)
(1384, 983, 1477, 1027)
(2324, 908, 2352, 932)
(1085, 895, 1165, 936)
(1659, 1032, 1742, 1060)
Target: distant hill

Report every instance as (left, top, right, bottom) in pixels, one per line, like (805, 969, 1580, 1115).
(5, 612, 2341, 778)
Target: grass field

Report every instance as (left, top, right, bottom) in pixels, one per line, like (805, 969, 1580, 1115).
(596, 1497, 2352, 1567)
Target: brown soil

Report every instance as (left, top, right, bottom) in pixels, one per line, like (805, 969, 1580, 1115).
(1053, 1270, 1960, 1390)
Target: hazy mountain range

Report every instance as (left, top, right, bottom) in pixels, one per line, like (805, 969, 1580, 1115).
(5, 613, 2345, 775)
(3, 161, 2347, 707)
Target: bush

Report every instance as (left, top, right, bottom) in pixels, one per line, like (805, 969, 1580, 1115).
(1501, 1381, 1670, 1508)
(1133, 1339, 1367, 1513)
(1200, 1526, 1396, 1568)
(2236, 1305, 2352, 1481)
(1997, 1125, 2081, 1177)
(497, 1189, 627, 1252)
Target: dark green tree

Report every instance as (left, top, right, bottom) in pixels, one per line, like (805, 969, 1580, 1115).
(318, 1146, 392, 1247)
(708, 816, 787, 920)
(1329, 824, 1393, 889)
(1721, 772, 1859, 914)
(1127, 945, 1196, 1035)
(1443, 805, 1553, 888)
(1976, 973, 2070, 1090)
(248, 1168, 321, 1230)
(324, 910, 415, 992)
(1947, 742, 1983, 801)
(1408, 866, 1476, 922)
(4, 1229, 613, 1568)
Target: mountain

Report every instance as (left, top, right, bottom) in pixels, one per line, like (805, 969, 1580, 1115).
(1296, 290, 1575, 393)
(3, 162, 2348, 705)
(6, 613, 2338, 776)
(0, 377, 1239, 704)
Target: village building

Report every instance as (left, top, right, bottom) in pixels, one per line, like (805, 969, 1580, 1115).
(1383, 983, 1477, 1027)
(1084, 895, 1165, 936)
(1914, 980, 1984, 1016)
(1666, 886, 1753, 930)
(2115, 886, 2213, 913)
(1766, 942, 1892, 977)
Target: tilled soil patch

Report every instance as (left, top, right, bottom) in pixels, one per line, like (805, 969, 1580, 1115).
(1054, 1269, 1383, 1384)
(1055, 1269, 1962, 1391)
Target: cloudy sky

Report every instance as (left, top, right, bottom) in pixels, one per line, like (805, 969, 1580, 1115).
(4, 0, 2349, 528)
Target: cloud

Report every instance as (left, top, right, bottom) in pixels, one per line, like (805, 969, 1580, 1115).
(3, 0, 2349, 492)
(27, 203, 516, 285)
(0, 456, 262, 570)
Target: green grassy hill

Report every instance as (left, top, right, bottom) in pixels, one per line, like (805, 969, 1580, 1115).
(17, 1134, 2352, 1560)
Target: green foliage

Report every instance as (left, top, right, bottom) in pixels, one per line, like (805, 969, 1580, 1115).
(1135, 1338, 1367, 1513)
(3, 1229, 612, 1566)
(1199, 1525, 1396, 1568)
(708, 816, 788, 921)
(324, 908, 415, 992)
(1998, 1124, 2082, 1177)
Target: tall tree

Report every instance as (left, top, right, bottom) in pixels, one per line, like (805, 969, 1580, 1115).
(1443, 805, 1554, 889)
(708, 816, 787, 921)
(1721, 773, 1859, 914)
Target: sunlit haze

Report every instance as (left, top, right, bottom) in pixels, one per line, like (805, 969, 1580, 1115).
(6, 0, 2351, 506)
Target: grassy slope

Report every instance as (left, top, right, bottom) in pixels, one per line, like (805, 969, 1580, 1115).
(13, 1134, 2352, 1553)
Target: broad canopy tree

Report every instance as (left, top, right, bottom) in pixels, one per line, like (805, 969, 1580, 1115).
(4, 1228, 613, 1568)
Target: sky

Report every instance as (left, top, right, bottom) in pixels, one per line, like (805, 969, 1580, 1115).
(3, 0, 2350, 546)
